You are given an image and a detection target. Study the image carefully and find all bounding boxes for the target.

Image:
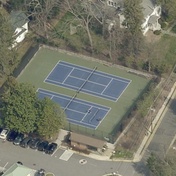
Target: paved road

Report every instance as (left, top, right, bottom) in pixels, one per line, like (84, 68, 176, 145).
(143, 91, 176, 160)
(0, 141, 148, 176)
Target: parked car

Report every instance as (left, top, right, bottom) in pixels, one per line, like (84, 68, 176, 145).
(20, 137, 31, 148)
(36, 169, 45, 176)
(0, 128, 3, 134)
(29, 138, 41, 149)
(7, 130, 19, 142)
(17, 161, 23, 165)
(45, 143, 57, 154)
(13, 133, 24, 145)
(37, 141, 49, 151)
(0, 129, 9, 140)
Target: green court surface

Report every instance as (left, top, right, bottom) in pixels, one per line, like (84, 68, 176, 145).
(17, 47, 150, 142)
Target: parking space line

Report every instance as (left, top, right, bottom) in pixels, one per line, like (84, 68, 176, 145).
(51, 147, 59, 157)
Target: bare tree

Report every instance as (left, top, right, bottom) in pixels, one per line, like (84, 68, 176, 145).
(25, 0, 61, 38)
(63, 0, 106, 53)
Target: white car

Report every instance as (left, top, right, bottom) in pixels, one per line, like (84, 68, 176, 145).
(0, 129, 9, 140)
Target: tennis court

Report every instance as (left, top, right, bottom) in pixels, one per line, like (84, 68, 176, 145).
(44, 61, 131, 101)
(38, 89, 110, 129)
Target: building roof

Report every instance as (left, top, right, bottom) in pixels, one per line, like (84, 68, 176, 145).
(70, 132, 106, 149)
(141, 0, 155, 17)
(148, 15, 159, 24)
(10, 11, 29, 30)
(2, 163, 34, 176)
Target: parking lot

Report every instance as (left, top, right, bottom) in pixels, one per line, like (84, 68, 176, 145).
(0, 138, 142, 176)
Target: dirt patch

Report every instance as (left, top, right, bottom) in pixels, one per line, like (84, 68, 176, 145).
(145, 30, 161, 43)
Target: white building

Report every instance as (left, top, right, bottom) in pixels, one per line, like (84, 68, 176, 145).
(10, 11, 29, 48)
(104, 0, 161, 35)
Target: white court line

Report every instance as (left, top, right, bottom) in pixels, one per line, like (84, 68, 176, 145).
(101, 78, 113, 95)
(38, 88, 110, 110)
(62, 67, 74, 84)
(60, 61, 131, 83)
(113, 80, 131, 103)
(94, 107, 111, 130)
(66, 108, 85, 115)
(44, 79, 117, 101)
(68, 118, 97, 128)
(44, 61, 60, 82)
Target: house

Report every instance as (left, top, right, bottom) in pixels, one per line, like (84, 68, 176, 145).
(2, 163, 36, 176)
(10, 11, 29, 48)
(70, 132, 107, 153)
(101, 0, 161, 35)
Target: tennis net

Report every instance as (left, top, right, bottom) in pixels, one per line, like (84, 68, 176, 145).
(63, 93, 77, 112)
(77, 66, 97, 93)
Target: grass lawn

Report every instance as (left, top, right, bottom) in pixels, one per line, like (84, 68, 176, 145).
(17, 47, 150, 142)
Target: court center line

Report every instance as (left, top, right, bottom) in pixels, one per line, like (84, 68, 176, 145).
(62, 67, 75, 84)
(101, 78, 113, 95)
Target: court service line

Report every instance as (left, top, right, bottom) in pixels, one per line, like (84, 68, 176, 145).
(113, 81, 132, 103)
(62, 68, 75, 84)
(101, 78, 113, 95)
(66, 108, 85, 115)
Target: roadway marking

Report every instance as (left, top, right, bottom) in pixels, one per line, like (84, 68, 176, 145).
(59, 150, 73, 161)
(51, 147, 59, 157)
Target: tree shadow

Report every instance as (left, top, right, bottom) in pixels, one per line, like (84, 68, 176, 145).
(169, 99, 176, 115)
(132, 161, 151, 176)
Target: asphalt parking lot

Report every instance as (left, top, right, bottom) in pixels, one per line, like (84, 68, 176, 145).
(0, 140, 146, 176)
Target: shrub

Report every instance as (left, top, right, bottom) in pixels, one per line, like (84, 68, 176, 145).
(153, 30, 161, 35)
(172, 25, 176, 33)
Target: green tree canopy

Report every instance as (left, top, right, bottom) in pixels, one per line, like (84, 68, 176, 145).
(1, 80, 37, 133)
(121, 0, 144, 57)
(0, 79, 66, 137)
(0, 10, 17, 77)
(156, 0, 176, 22)
(36, 97, 66, 139)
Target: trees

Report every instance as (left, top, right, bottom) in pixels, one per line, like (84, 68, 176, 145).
(1, 80, 37, 133)
(121, 0, 144, 57)
(64, 0, 105, 53)
(36, 98, 66, 138)
(0, 10, 17, 78)
(25, 0, 61, 38)
(0, 79, 66, 137)
(147, 153, 176, 176)
(156, 0, 176, 22)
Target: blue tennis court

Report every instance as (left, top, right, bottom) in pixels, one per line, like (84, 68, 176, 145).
(37, 89, 110, 129)
(44, 61, 131, 101)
